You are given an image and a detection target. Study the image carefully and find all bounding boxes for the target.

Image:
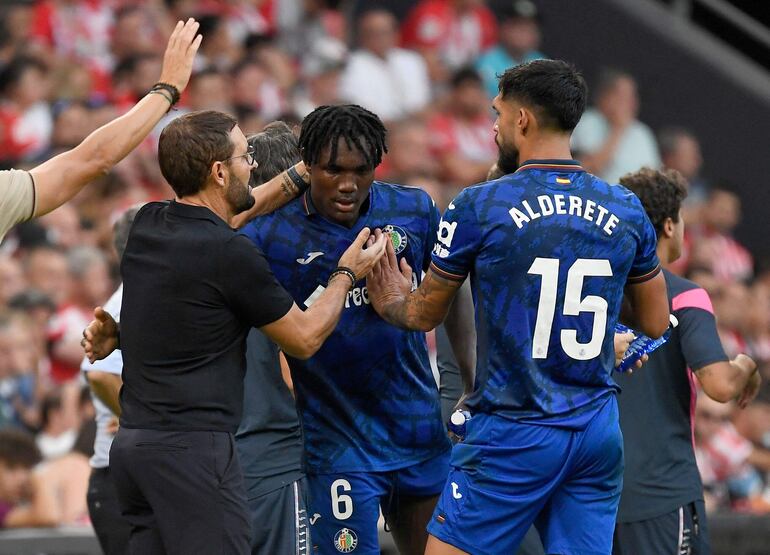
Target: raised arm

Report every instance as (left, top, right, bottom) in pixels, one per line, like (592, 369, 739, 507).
(29, 19, 202, 217)
(231, 162, 310, 228)
(366, 231, 462, 332)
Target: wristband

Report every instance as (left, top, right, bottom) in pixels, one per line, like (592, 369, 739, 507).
(328, 266, 356, 289)
(287, 165, 309, 194)
(149, 89, 173, 105)
(152, 82, 181, 106)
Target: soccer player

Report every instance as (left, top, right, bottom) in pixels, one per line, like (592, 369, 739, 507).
(365, 59, 670, 555)
(613, 167, 759, 555)
(239, 104, 473, 554)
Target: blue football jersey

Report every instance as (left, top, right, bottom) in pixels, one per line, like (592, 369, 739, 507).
(430, 160, 661, 429)
(240, 182, 450, 473)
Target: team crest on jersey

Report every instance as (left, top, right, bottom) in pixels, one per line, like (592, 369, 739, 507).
(383, 224, 407, 255)
(334, 528, 358, 552)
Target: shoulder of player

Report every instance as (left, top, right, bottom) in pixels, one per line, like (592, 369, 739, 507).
(373, 180, 433, 208)
(665, 269, 714, 314)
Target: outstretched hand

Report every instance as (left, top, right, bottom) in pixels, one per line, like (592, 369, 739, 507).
(158, 18, 203, 92)
(83, 307, 120, 363)
(366, 229, 414, 316)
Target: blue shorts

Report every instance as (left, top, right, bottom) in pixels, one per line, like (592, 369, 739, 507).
(308, 450, 450, 554)
(428, 396, 623, 555)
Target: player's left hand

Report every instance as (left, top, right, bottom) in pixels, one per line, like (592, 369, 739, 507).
(737, 358, 760, 409)
(366, 229, 413, 316)
(614, 331, 647, 373)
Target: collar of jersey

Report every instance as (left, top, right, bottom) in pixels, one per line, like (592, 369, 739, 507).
(515, 159, 585, 173)
(168, 199, 229, 227)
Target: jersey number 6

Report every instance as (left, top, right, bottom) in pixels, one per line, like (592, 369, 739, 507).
(331, 479, 353, 520)
(528, 257, 613, 361)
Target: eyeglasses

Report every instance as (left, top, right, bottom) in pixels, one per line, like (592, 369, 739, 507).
(224, 146, 257, 167)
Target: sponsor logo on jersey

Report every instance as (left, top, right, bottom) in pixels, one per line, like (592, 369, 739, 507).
(384, 224, 407, 255)
(334, 528, 358, 552)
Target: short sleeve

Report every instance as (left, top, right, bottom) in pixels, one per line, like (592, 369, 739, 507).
(423, 195, 441, 272)
(675, 288, 729, 371)
(0, 169, 35, 240)
(627, 203, 661, 284)
(430, 189, 482, 282)
(222, 235, 294, 328)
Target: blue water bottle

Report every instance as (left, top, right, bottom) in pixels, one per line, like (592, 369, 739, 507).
(615, 314, 679, 372)
(447, 410, 472, 440)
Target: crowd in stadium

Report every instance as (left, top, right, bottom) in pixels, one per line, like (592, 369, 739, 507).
(0, 0, 769, 541)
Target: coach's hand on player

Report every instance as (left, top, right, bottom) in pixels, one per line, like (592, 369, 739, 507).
(366, 228, 414, 313)
(82, 307, 120, 363)
(337, 227, 388, 281)
(158, 18, 203, 92)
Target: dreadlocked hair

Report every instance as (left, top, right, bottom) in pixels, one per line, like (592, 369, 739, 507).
(299, 104, 388, 169)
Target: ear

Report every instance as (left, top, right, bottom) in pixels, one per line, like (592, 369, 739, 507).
(211, 161, 227, 187)
(518, 107, 530, 135)
(662, 217, 675, 239)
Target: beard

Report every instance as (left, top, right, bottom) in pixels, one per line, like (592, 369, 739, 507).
(496, 138, 520, 176)
(226, 171, 256, 214)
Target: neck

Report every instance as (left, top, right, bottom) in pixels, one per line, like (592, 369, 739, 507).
(517, 134, 574, 165)
(177, 186, 232, 225)
(656, 241, 673, 266)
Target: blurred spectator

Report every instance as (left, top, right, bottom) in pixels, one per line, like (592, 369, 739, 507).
(48, 247, 111, 384)
(36, 385, 82, 459)
(733, 380, 770, 453)
(292, 36, 346, 118)
(110, 5, 163, 63)
(695, 392, 770, 513)
(688, 188, 753, 284)
(111, 54, 164, 109)
(38, 204, 84, 249)
(428, 67, 496, 186)
(0, 56, 53, 164)
(571, 68, 660, 184)
(186, 67, 233, 113)
(0, 256, 26, 307)
(23, 245, 70, 307)
(0, 428, 56, 528)
(279, 0, 346, 62)
(0, 312, 39, 431)
(194, 14, 240, 72)
(378, 119, 439, 184)
(476, 0, 546, 98)
(713, 281, 751, 359)
(0, 2, 36, 65)
(745, 284, 770, 363)
(402, 0, 498, 84)
(340, 8, 431, 122)
(658, 127, 707, 205)
(231, 58, 284, 122)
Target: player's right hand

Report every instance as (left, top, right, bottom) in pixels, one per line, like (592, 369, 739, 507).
(83, 307, 120, 363)
(337, 227, 388, 280)
(158, 18, 202, 92)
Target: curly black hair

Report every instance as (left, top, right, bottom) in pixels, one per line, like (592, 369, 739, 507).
(619, 167, 688, 235)
(298, 104, 387, 170)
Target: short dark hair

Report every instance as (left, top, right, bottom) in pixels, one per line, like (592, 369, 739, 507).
(113, 204, 143, 261)
(158, 110, 237, 197)
(619, 167, 688, 236)
(248, 122, 301, 186)
(298, 104, 387, 170)
(0, 56, 47, 95)
(498, 59, 587, 131)
(0, 428, 41, 468)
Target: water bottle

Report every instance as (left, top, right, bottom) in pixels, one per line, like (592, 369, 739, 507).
(615, 314, 679, 372)
(447, 409, 472, 440)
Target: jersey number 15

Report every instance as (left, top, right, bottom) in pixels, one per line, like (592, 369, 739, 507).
(528, 258, 613, 361)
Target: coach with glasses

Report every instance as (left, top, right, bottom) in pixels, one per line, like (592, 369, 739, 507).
(83, 110, 387, 554)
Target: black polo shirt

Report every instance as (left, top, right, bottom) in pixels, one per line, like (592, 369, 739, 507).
(119, 201, 294, 433)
